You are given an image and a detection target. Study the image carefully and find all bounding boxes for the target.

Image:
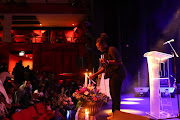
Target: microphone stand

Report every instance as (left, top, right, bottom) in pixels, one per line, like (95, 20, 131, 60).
(168, 42, 180, 118)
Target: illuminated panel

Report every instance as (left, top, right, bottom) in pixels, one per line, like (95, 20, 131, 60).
(123, 98, 144, 101)
(121, 109, 144, 115)
(121, 101, 140, 105)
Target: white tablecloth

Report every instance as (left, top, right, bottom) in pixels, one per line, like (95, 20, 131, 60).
(99, 73, 111, 99)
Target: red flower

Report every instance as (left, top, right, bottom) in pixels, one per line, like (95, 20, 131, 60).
(76, 89, 80, 94)
(80, 88, 87, 94)
(97, 88, 100, 92)
(93, 97, 97, 101)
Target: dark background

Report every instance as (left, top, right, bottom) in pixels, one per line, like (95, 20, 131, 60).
(92, 0, 180, 93)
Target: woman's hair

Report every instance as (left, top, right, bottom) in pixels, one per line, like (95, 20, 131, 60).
(96, 33, 109, 45)
(0, 63, 8, 73)
(7, 83, 15, 94)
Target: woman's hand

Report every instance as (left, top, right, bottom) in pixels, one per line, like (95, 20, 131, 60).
(88, 67, 105, 80)
(89, 74, 96, 80)
(99, 58, 109, 65)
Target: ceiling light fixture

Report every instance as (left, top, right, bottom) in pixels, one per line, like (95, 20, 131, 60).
(19, 51, 25, 56)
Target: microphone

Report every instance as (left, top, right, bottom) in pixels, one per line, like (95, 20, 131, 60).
(163, 39, 174, 45)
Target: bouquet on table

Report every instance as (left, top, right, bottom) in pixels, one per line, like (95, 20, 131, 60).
(58, 93, 74, 109)
(57, 87, 75, 110)
(55, 88, 75, 118)
(72, 85, 109, 109)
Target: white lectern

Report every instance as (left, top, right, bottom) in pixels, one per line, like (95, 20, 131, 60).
(144, 51, 173, 118)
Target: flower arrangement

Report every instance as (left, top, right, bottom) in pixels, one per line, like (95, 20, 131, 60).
(58, 92, 74, 109)
(56, 87, 75, 110)
(72, 85, 109, 109)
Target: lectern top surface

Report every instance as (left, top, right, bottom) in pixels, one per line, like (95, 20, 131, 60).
(144, 51, 173, 60)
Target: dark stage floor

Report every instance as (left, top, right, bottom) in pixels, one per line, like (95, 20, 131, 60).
(95, 93, 180, 120)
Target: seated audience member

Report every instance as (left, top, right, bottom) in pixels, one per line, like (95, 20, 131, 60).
(0, 93, 9, 119)
(46, 99, 55, 119)
(24, 65, 39, 91)
(39, 71, 48, 87)
(16, 80, 32, 109)
(0, 90, 20, 119)
(0, 63, 14, 104)
(51, 92, 58, 110)
(45, 99, 52, 111)
(44, 86, 51, 99)
(39, 86, 45, 97)
(6, 84, 21, 116)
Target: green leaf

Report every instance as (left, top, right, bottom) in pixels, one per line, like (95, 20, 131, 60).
(76, 100, 82, 109)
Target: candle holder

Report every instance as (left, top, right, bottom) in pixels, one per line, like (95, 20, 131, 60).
(82, 101, 104, 120)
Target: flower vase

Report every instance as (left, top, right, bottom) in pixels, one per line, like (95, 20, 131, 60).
(82, 101, 104, 120)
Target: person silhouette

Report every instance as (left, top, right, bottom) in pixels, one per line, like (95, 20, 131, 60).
(89, 33, 127, 116)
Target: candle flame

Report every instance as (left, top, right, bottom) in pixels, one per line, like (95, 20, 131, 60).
(85, 109, 89, 115)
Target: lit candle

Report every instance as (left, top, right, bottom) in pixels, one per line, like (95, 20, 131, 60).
(85, 109, 89, 120)
(101, 54, 103, 59)
(88, 72, 92, 86)
(85, 73, 88, 87)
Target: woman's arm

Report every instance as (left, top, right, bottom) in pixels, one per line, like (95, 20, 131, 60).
(100, 59, 122, 66)
(89, 67, 105, 79)
(106, 46, 122, 66)
(107, 60, 122, 65)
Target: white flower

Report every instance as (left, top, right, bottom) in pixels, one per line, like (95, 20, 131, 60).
(59, 97, 63, 101)
(65, 97, 69, 101)
(84, 91, 89, 95)
(87, 86, 94, 91)
(70, 102, 74, 105)
(68, 97, 72, 101)
(72, 92, 77, 97)
(63, 102, 68, 105)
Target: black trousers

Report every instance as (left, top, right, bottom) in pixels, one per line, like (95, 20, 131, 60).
(109, 65, 127, 113)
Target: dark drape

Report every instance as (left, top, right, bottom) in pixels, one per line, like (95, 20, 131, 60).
(93, 0, 180, 93)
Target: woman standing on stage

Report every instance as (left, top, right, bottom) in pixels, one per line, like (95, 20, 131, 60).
(89, 33, 127, 115)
